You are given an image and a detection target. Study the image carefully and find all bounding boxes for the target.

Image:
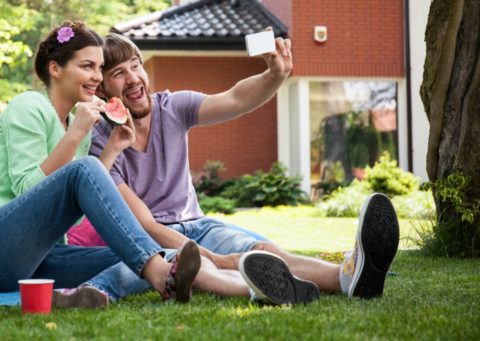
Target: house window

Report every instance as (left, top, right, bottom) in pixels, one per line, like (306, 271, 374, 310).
(310, 81, 398, 187)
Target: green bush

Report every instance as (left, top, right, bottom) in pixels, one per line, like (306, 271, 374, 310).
(391, 190, 435, 219)
(198, 195, 236, 214)
(411, 218, 479, 258)
(192, 160, 226, 196)
(316, 155, 433, 219)
(414, 173, 480, 258)
(364, 152, 419, 196)
(318, 184, 434, 219)
(317, 180, 370, 217)
(222, 162, 309, 207)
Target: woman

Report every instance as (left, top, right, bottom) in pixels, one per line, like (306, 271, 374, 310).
(0, 21, 201, 305)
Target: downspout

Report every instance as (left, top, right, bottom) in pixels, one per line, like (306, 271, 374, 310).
(404, 0, 414, 172)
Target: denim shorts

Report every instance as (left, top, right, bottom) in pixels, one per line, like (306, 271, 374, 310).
(166, 217, 268, 255)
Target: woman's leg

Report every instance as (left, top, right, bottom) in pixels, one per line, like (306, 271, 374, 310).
(32, 245, 147, 307)
(32, 245, 121, 288)
(0, 157, 199, 298)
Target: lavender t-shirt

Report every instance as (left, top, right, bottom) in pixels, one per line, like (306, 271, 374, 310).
(90, 91, 206, 224)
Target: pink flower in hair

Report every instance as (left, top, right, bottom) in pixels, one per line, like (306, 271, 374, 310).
(57, 27, 75, 43)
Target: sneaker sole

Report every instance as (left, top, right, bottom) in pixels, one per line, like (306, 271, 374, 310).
(350, 193, 400, 298)
(239, 251, 320, 305)
(52, 287, 108, 309)
(174, 241, 201, 303)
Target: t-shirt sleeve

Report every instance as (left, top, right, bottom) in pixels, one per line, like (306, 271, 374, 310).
(109, 160, 126, 186)
(90, 122, 125, 186)
(3, 94, 48, 196)
(89, 124, 106, 159)
(169, 90, 206, 130)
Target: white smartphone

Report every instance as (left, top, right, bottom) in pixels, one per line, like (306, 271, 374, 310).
(245, 30, 276, 57)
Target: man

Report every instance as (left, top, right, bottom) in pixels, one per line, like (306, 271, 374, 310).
(85, 32, 399, 301)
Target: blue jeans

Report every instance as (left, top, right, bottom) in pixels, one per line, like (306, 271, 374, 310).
(167, 217, 270, 255)
(0, 157, 170, 298)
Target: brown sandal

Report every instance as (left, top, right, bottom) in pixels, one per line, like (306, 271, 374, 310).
(161, 240, 201, 303)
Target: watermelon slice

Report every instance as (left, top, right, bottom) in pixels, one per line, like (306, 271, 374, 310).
(102, 97, 128, 125)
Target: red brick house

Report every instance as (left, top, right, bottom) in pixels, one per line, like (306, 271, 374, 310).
(113, 0, 430, 193)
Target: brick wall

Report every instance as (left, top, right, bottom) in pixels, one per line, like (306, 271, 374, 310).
(265, 0, 405, 77)
(149, 56, 277, 178)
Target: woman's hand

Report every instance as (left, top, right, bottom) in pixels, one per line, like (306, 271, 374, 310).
(68, 101, 104, 141)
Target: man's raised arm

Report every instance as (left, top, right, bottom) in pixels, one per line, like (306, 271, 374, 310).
(197, 36, 292, 126)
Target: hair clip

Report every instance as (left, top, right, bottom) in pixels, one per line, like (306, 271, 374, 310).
(57, 27, 75, 43)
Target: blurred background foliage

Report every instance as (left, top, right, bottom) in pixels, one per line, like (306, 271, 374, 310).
(0, 0, 170, 104)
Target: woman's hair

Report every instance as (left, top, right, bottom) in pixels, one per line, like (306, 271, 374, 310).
(34, 21, 104, 87)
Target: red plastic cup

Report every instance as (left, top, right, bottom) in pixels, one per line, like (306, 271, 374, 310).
(18, 279, 55, 314)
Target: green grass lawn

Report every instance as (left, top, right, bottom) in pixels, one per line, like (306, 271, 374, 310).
(210, 206, 423, 253)
(1, 207, 478, 340)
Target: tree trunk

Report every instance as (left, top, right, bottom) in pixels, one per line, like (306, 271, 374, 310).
(420, 0, 480, 255)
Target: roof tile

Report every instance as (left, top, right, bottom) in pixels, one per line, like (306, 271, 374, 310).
(112, 0, 288, 50)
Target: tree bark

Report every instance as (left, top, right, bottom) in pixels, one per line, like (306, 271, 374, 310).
(421, 0, 480, 250)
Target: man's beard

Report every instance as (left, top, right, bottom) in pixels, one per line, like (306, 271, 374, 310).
(126, 94, 152, 119)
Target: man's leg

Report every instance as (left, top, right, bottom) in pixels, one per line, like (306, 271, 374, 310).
(193, 254, 320, 305)
(254, 193, 399, 297)
(221, 223, 268, 241)
(167, 217, 258, 255)
(193, 256, 249, 297)
(168, 218, 340, 292)
(252, 243, 341, 293)
(169, 194, 399, 298)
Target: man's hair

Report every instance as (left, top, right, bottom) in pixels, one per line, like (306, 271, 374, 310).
(103, 33, 143, 71)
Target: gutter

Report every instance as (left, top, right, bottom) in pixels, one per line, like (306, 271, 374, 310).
(404, 0, 414, 172)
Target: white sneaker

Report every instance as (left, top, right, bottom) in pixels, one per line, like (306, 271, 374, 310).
(339, 193, 399, 298)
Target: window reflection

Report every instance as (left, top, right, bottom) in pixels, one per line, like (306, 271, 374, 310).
(310, 81, 398, 189)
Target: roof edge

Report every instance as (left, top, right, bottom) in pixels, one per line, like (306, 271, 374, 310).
(112, 11, 164, 33)
(253, 0, 289, 34)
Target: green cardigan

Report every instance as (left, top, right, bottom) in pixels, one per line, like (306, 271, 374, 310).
(0, 91, 91, 207)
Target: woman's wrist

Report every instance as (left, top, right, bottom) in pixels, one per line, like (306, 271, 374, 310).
(64, 129, 84, 145)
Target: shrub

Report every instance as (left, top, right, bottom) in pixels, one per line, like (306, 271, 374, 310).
(317, 180, 370, 217)
(411, 218, 479, 258)
(316, 155, 433, 219)
(222, 162, 309, 207)
(198, 195, 236, 214)
(318, 184, 434, 219)
(391, 190, 435, 219)
(416, 173, 480, 258)
(192, 160, 226, 196)
(364, 152, 419, 196)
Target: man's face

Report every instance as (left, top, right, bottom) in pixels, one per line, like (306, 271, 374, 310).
(101, 56, 152, 119)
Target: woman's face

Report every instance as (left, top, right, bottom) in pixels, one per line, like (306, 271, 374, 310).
(54, 46, 104, 103)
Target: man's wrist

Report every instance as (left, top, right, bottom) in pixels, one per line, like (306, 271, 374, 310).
(265, 68, 288, 84)
(103, 140, 123, 155)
